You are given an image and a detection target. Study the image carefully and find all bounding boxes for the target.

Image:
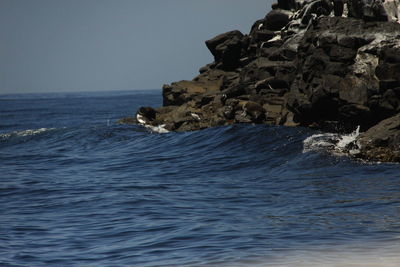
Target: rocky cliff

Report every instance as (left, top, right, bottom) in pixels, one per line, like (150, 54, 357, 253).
(122, 0, 400, 162)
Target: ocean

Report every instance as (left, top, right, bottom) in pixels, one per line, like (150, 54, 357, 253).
(1, 90, 400, 266)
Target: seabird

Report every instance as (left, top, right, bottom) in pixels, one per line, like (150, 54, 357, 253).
(191, 113, 201, 121)
(136, 114, 146, 125)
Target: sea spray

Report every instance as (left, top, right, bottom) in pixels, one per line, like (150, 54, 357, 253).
(303, 126, 361, 156)
(146, 124, 169, 134)
(0, 128, 57, 140)
(136, 114, 169, 134)
(336, 126, 360, 150)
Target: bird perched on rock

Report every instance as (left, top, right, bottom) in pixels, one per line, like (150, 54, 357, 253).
(136, 113, 147, 125)
(136, 106, 157, 125)
(190, 113, 201, 121)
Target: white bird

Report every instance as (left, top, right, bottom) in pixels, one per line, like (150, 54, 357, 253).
(258, 23, 264, 30)
(136, 114, 146, 125)
(191, 113, 201, 121)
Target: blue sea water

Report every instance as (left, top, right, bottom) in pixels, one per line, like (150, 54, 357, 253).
(1, 90, 400, 267)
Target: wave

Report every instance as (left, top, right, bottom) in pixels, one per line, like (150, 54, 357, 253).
(146, 124, 169, 134)
(0, 128, 58, 140)
(303, 126, 361, 156)
(0, 123, 362, 165)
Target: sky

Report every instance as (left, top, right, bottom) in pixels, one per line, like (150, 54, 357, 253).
(0, 0, 272, 94)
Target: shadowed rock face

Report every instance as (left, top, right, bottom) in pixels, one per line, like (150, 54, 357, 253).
(120, 0, 400, 162)
(355, 113, 400, 162)
(205, 30, 245, 70)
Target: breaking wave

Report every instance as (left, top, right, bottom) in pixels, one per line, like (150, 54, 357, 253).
(303, 126, 361, 156)
(136, 114, 169, 134)
(0, 128, 57, 140)
(2, 90, 400, 267)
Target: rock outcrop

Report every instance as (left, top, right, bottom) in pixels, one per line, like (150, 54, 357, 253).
(120, 0, 400, 162)
(355, 113, 400, 162)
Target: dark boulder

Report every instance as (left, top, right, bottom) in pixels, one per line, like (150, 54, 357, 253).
(356, 113, 400, 162)
(264, 10, 291, 31)
(333, 0, 344, 16)
(135, 106, 158, 125)
(276, 0, 297, 10)
(162, 79, 221, 106)
(221, 84, 247, 103)
(348, 0, 389, 21)
(375, 63, 400, 82)
(379, 47, 400, 63)
(249, 19, 271, 39)
(138, 107, 157, 121)
(205, 30, 245, 69)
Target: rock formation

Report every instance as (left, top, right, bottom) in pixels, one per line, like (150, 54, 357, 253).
(120, 0, 400, 162)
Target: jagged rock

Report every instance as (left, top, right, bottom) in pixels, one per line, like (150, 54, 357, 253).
(250, 24, 276, 44)
(138, 107, 156, 120)
(221, 84, 247, 103)
(382, 0, 400, 22)
(162, 79, 221, 106)
(124, 0, 400, 161)
(348, 0, 389, 21)
(276, 0, 297, 10)
(255, 77, 289, 92)
(135, 106, 158, 126)
(205, 30, 245, 69)
(289, 16, 400, 132)
(300, 0, 333, 25)
(356, 113, 400, 162)
(332, 0, 344, 16)
(264, 10, 292, 31)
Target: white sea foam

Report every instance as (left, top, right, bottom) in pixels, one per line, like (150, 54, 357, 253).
(147, 124, 169, 134)
(303, 126, 361, 156)
(136, 114, 169, 134)
(336, 126, 360, 151)
(0, 128, 56, 140)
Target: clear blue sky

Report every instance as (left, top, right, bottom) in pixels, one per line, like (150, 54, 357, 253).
(0, 0, 271, 94)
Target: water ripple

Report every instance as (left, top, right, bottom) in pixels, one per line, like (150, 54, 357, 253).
(1, 91, 400, 266)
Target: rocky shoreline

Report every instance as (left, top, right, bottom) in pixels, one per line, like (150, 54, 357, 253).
(120, 0, 400, 162)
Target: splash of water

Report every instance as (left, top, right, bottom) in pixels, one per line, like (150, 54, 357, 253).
(0, 128, 56, 140)
(336, 126, 360, 150)
(147, 124, 169, 134)
(303, 126, 361, 156)
(136, 114, 169, 134)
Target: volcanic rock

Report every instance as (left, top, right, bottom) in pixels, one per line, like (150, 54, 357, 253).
(356, 113, 400, 162)
(123, 0, 400, 162)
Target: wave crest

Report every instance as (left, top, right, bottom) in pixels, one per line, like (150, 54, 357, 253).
(0, 128, 57, 140)
(303, 126, 361, 156)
